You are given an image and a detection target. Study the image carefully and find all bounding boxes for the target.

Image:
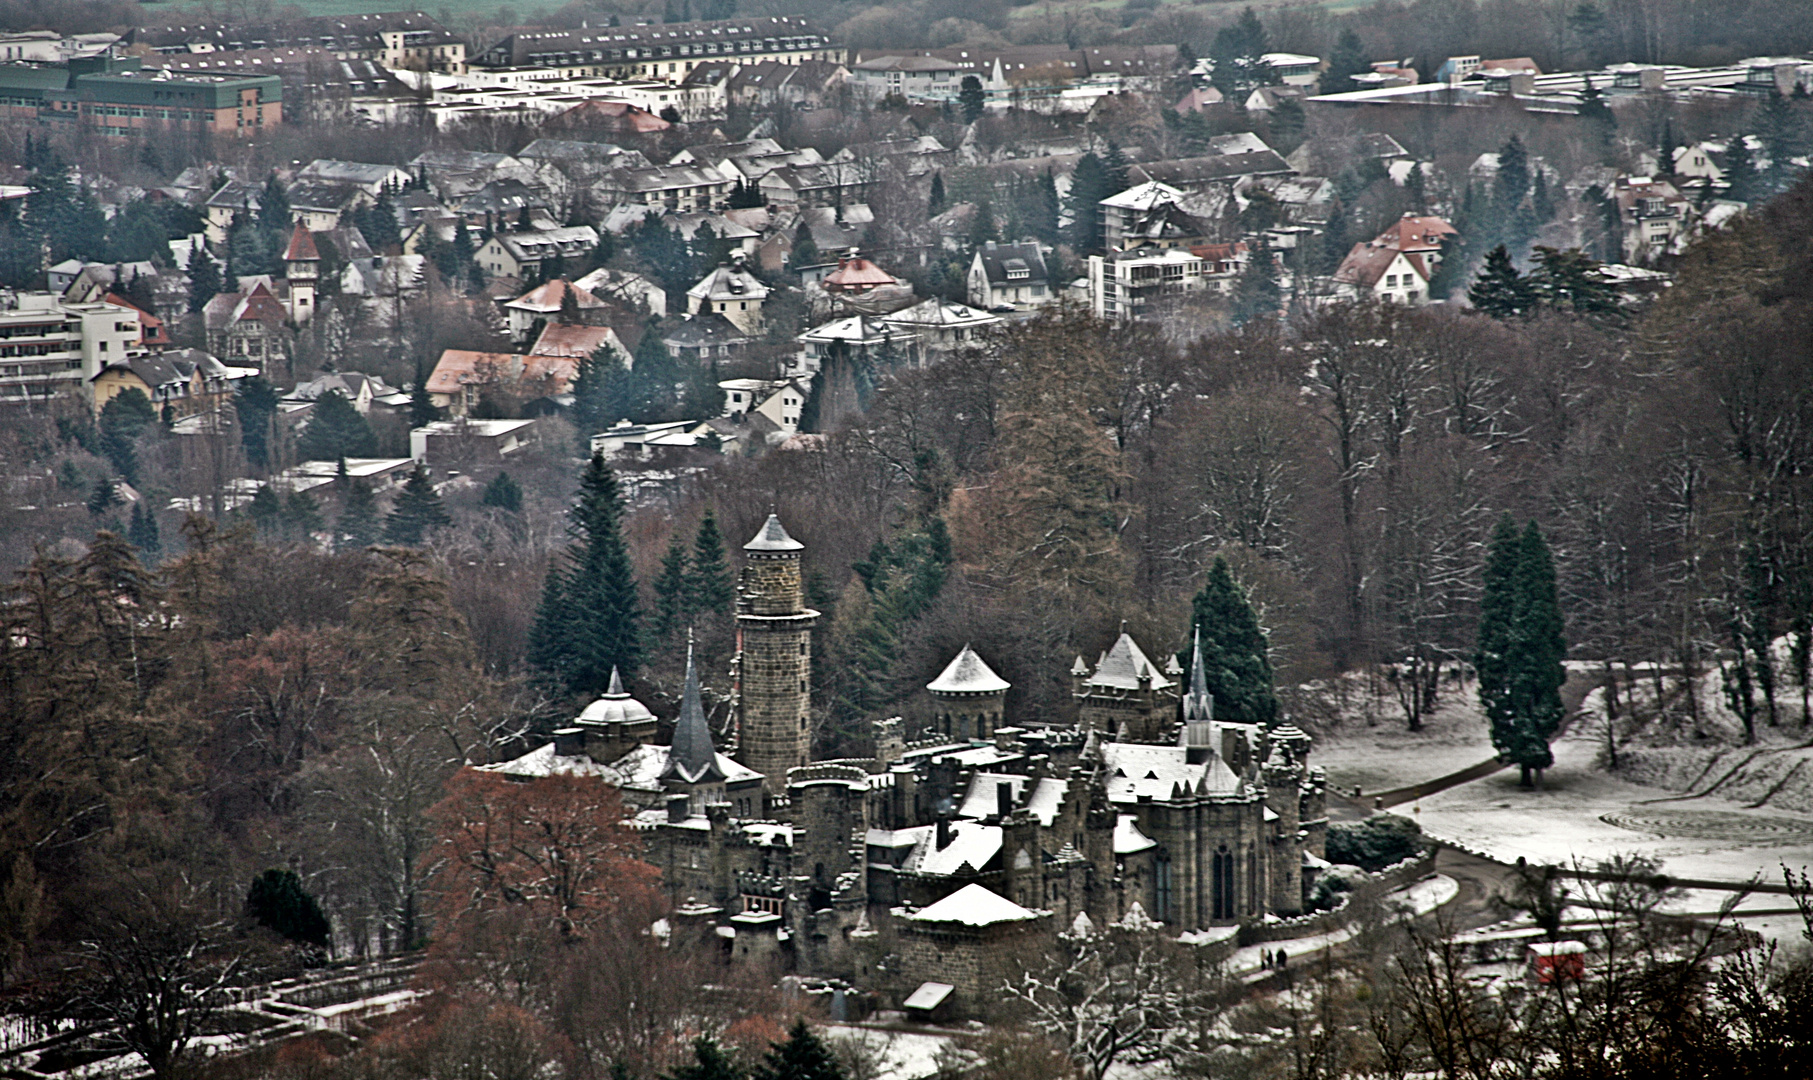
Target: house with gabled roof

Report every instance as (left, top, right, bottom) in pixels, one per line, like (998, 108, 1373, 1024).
(202, 280, 293, 366)
(966, 240, 1051, 310)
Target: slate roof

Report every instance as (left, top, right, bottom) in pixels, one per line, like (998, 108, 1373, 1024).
(1085, 632, 1174, 690)
(744, 513, 803, 552)
(663, 641, 723, 784)
(688, 262, 770, 304)
(973, 241, 1048, 286)
(1128, 151, 1294, 187)
(1099, 742, 1242, 803)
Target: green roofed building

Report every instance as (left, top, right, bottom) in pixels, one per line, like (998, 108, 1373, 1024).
(0, 55, 281, 137)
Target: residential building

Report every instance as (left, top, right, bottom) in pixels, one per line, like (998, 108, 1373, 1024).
(719, 378, 809, 433)
(410, 417, 541, 463)
(687, 260, 770, 335)
(475, 225, 600, 281)
(285, 181, 370, 232)
(295, 159, 413, 195)
(1087, 244, 1246, 321)
(474, 17, 841, 83)
(967, 240, 1052, 311)
(1612, 175, 1693, 262)
(128, 12, 466, 74)
(92, 350, 250, 419)
(602, 164, 733, 213)
(1126, 149, 1295, 194)
(202, 280, 293, 366)
(0, 292, 150, 408)
(425, 350, 577, 416)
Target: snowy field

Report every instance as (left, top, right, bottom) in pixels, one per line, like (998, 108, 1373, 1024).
(1312, 680, 1813, 942)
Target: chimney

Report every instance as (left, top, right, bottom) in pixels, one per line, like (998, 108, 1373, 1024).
(935, 814, 952, 850)
(667, 793, 691, 823)
(553, 726, 587, 757)
(996, 780, 1012, 820)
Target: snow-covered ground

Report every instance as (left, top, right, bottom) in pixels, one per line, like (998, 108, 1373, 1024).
(1312, 680, 1813, 943)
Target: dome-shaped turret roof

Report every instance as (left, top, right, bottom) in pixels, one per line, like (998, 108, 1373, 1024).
(576, 667, 655, 726)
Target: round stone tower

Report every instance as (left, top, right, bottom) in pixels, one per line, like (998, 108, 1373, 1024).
(734, 514, 819, 799)
(927, 644, 1011, 741)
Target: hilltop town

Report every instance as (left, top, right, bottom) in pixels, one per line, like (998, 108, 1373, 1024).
(1, 2, 1813, 1079)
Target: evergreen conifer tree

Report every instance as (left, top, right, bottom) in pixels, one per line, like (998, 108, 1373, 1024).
(258, 173, 291, 235)
(1528, 245, 1620, 315)
(1065, 153, 1109, 250)
(687, 508, 734, 616)
(651, 537, 689, 639)
(750, 1019, 845, 1080)
(1230, 249, 1281, 325)
(927, 172, 947, 216)
(1476, 515, 1566, 788)
(528, 453, 643, 694)
(630, 329, 678, 421)
(244, 869, 331, 951)
(127, 501, 161, 557)
(1468, 245, 1537, 317)
(482, 472, 523, 513)
(283, 490, 323, 542)
(787, 221, 819, 274)
(188, 250, 223, 313)
(296, 390, 378, 461)
(235, 376, 279, 469)
(99, 388, 155, 484)
(247, 482, 282, 537)
(1725, 138, 1760, 202)
(87, 476, 120, 518)
(669, 1037, 745, 1080)
(959, 75, 986, 124)
(1321, 28, 1369, 92)
(1183, 556, 1279, 726)
(337, 478, 383, 550)
(1494, 134, 1532, 214)
(572, 344, 632, 436)
(410, 360, 440, 429)
(384, 465, 450, 545)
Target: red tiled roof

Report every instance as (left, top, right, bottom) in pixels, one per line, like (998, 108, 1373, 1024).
(283, 224, 320, 262)
(505, 278, 607, 313)
(102, 293, 173, 347)
(823, 254, 897, 292)
(1374, 214, 1458, 253)
(531, 322, 624, 359)
(1334, 242, 1425, 288)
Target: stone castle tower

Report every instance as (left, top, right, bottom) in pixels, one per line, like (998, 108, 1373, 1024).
(734, 515, 819, 798)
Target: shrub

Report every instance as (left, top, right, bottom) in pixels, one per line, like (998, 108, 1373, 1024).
(1325, 815, 1425, 872)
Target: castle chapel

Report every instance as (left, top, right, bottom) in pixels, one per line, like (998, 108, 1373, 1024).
(488, 516, 1328, 1016)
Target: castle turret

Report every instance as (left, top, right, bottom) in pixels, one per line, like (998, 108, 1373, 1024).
(664, 638, 729, 812)
(1179, 625, 1214, 758)
(927, 644, 1010, 741)
(734, 514, 818, 799)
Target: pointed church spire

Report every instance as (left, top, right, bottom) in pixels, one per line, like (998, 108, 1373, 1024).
(606, 665, 626, 697)
(666, 632, 722, 784)
(1183, 623, 1213, 725)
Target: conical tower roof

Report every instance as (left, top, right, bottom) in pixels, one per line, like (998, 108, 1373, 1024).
(664, 638, 723, 784)
(927, 644, 1011, 695)
(283, 224, 319, 262)
(744, 513, 803, 552)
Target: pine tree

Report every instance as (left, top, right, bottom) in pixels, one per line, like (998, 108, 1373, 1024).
(1321, 28, 1369, 92)
(1183, 556, 1279, 726)
(1528, 246, 1620, 315)
(296, 390, 377, 462)
(686, 508, 734, 617)
(188, 250, 223, 314)
(959, 74, 986, 124)
(927, 172, 947, 216)
(283, 490, 323, 542)
(127, 501, 161, 557)
(244, 869, 331, 952)
(1033, 169, 1061, 245)
(651, 537, 689, 639)
(1102, 140, 1130, 193)
(482, 472, 523, 512)
(528, 453, 643, 694)
(572, 343, 632, 436)
(751, 1019, 845, 1080)
(234, 377, 279, 470)
(337, 478, 383, 550)
(1724, 137, 1760, 202)
(1468, 245, 1537, 317)
(630, 328, 678, 422)
(1065, 153, 1109, 250)
(1494, 134, 1532, 214)
(99, 388, 155, 484)
(787, 221, 819, 274)
(247, 482, 283, 537)
(1230, 248, 1280, 325)
(384, 465, 450, 545)
(669, 1037, 745, 1080)
(258, 173, 291, 235)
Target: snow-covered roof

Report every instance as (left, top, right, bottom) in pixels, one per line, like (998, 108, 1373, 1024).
(1085, 632, 1174, 690)
(927, 644, 1011, 695)
(576, 667, 656, 726)
(1099, 742, 1242, 804)
(744, 513, 803, 552)
(478, 743, 615, 779)
(903, 883, 1044, 926)
(1101, 180, 1188, 210)
(956, 774, 1027, 820)
(903, 982, 954, 1010)
(597, 743, 761, 790)
(903, 820, 1002, 876)
(1026, 777, 1067, 827)
(1114, 813, 1157, 854)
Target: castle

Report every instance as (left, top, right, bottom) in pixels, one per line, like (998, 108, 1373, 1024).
(488, 515, 1328, 1016)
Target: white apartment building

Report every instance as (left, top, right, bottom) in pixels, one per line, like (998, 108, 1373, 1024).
(0, 293, 147, 409)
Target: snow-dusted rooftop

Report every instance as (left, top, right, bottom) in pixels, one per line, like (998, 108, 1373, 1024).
(1100, 742, 1242, 803)
(1085, 632, 1175, 691)
(1115, 813, 1157, 854)
(902, 883, 1044, 926)
(903, 820, 1002, 876)
(927, 644, 1011, 695)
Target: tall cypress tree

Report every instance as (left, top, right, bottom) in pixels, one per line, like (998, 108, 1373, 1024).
(1477, 516, 1567, 787)
(529, 453, 643, 694)
(687, 508, 734, 617)
(1183, 556, 1279, 726)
